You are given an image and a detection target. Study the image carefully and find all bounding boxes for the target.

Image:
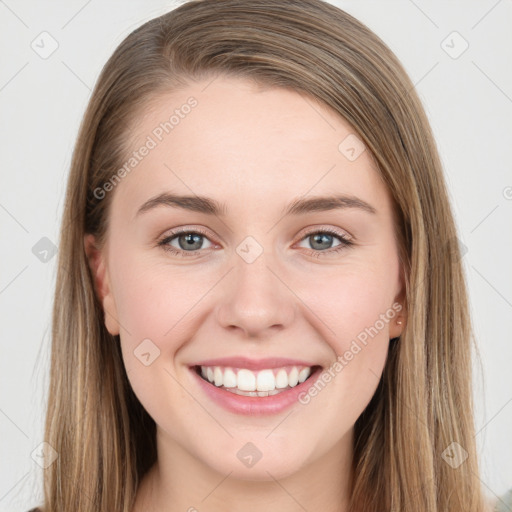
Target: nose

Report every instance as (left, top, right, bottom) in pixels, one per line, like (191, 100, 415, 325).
(215, 249, 297, 339)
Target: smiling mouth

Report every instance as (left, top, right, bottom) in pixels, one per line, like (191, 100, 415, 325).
(193, 364, 322, 397)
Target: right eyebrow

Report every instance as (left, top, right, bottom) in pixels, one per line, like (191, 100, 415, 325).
(135, 192, 226, 218)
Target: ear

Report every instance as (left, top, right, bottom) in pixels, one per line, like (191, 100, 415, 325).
(388, 266, 407, 340)
(84, 234, 120, 336)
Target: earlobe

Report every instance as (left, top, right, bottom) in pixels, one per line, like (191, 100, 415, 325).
(83, 234, 120, 336)
(389, 312, 406, 340)
(389, 284, 407, 340)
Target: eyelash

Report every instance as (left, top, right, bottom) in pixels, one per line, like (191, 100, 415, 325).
(157, 227, 353, 258)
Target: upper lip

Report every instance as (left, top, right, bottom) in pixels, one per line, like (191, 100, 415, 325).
(190, 357, 321, 371)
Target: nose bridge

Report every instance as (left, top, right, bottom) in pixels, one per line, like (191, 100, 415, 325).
(235, 243, 275, 295)
(216, 239, 296, 337)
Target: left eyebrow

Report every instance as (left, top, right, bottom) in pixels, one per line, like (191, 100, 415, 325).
(134, 191, 377, 219)
(282, 195, 377, 216)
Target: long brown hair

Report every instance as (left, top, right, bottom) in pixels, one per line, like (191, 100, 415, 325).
(39, 1, 485, 510)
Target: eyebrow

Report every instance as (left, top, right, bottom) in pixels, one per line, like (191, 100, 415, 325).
(135, 191, 377, 218)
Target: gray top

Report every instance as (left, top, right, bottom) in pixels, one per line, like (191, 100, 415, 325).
(494, 489, 512, 512)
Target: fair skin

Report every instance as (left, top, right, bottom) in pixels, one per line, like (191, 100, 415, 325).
(85, 76, 406, 512)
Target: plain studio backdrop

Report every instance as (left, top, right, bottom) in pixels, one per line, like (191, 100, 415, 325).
(0, 1, 511, 510)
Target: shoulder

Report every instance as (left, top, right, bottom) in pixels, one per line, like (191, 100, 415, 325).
(493, 488, 512, 512)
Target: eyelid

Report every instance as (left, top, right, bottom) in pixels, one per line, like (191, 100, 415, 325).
(296, 225, 353, 243)
(157, 226, 217, 249)
(159, 225, 216, 240)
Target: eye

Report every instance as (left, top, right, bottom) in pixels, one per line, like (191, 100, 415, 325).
(158, 227, 214, 257)
(296, 228, 353, 257)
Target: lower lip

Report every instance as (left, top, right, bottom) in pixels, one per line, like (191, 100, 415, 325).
(190, 366, 323, 415)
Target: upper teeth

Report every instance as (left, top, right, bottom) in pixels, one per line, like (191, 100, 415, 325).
(200, 365, 312, 391)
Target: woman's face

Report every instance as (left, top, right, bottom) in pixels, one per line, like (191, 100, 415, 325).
(86, 76, 405, 481)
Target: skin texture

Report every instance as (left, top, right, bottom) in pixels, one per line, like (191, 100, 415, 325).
(85, 76, 406, 512)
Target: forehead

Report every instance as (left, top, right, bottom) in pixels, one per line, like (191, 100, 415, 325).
(111, 76, 390, 219)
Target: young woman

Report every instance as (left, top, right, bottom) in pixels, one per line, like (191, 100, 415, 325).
(29, 0, 507, 510)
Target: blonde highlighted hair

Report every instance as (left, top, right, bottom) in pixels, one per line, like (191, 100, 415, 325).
(39, 0, 485, 510)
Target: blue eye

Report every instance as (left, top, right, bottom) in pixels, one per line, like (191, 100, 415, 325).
(157, 227, 353, 258)
(158, 228, 213, 257)
(297, 228, 353, 257)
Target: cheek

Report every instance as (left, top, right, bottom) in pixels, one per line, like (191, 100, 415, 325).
(109, 250, 206, 423)
(295, 268, 396, 433)
(304, 261, 398, 347)
(296, 255, 398, 402)
(109, 245, 216, 360)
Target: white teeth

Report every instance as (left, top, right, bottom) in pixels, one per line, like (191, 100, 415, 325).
(288, 367, 299, 387)
(213, 367, 223, 387)
(275, 369, 289, 389)
(223, 368, 237, 388)
(298, 367, 311, 383)
(237, 369, 256, 391)
(224, 388, 284, 397)
(199, 364, 315, 393)
(256, 369, 275, 391)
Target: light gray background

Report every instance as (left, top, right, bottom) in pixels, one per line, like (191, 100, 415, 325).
(1, 1, 511, 510)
